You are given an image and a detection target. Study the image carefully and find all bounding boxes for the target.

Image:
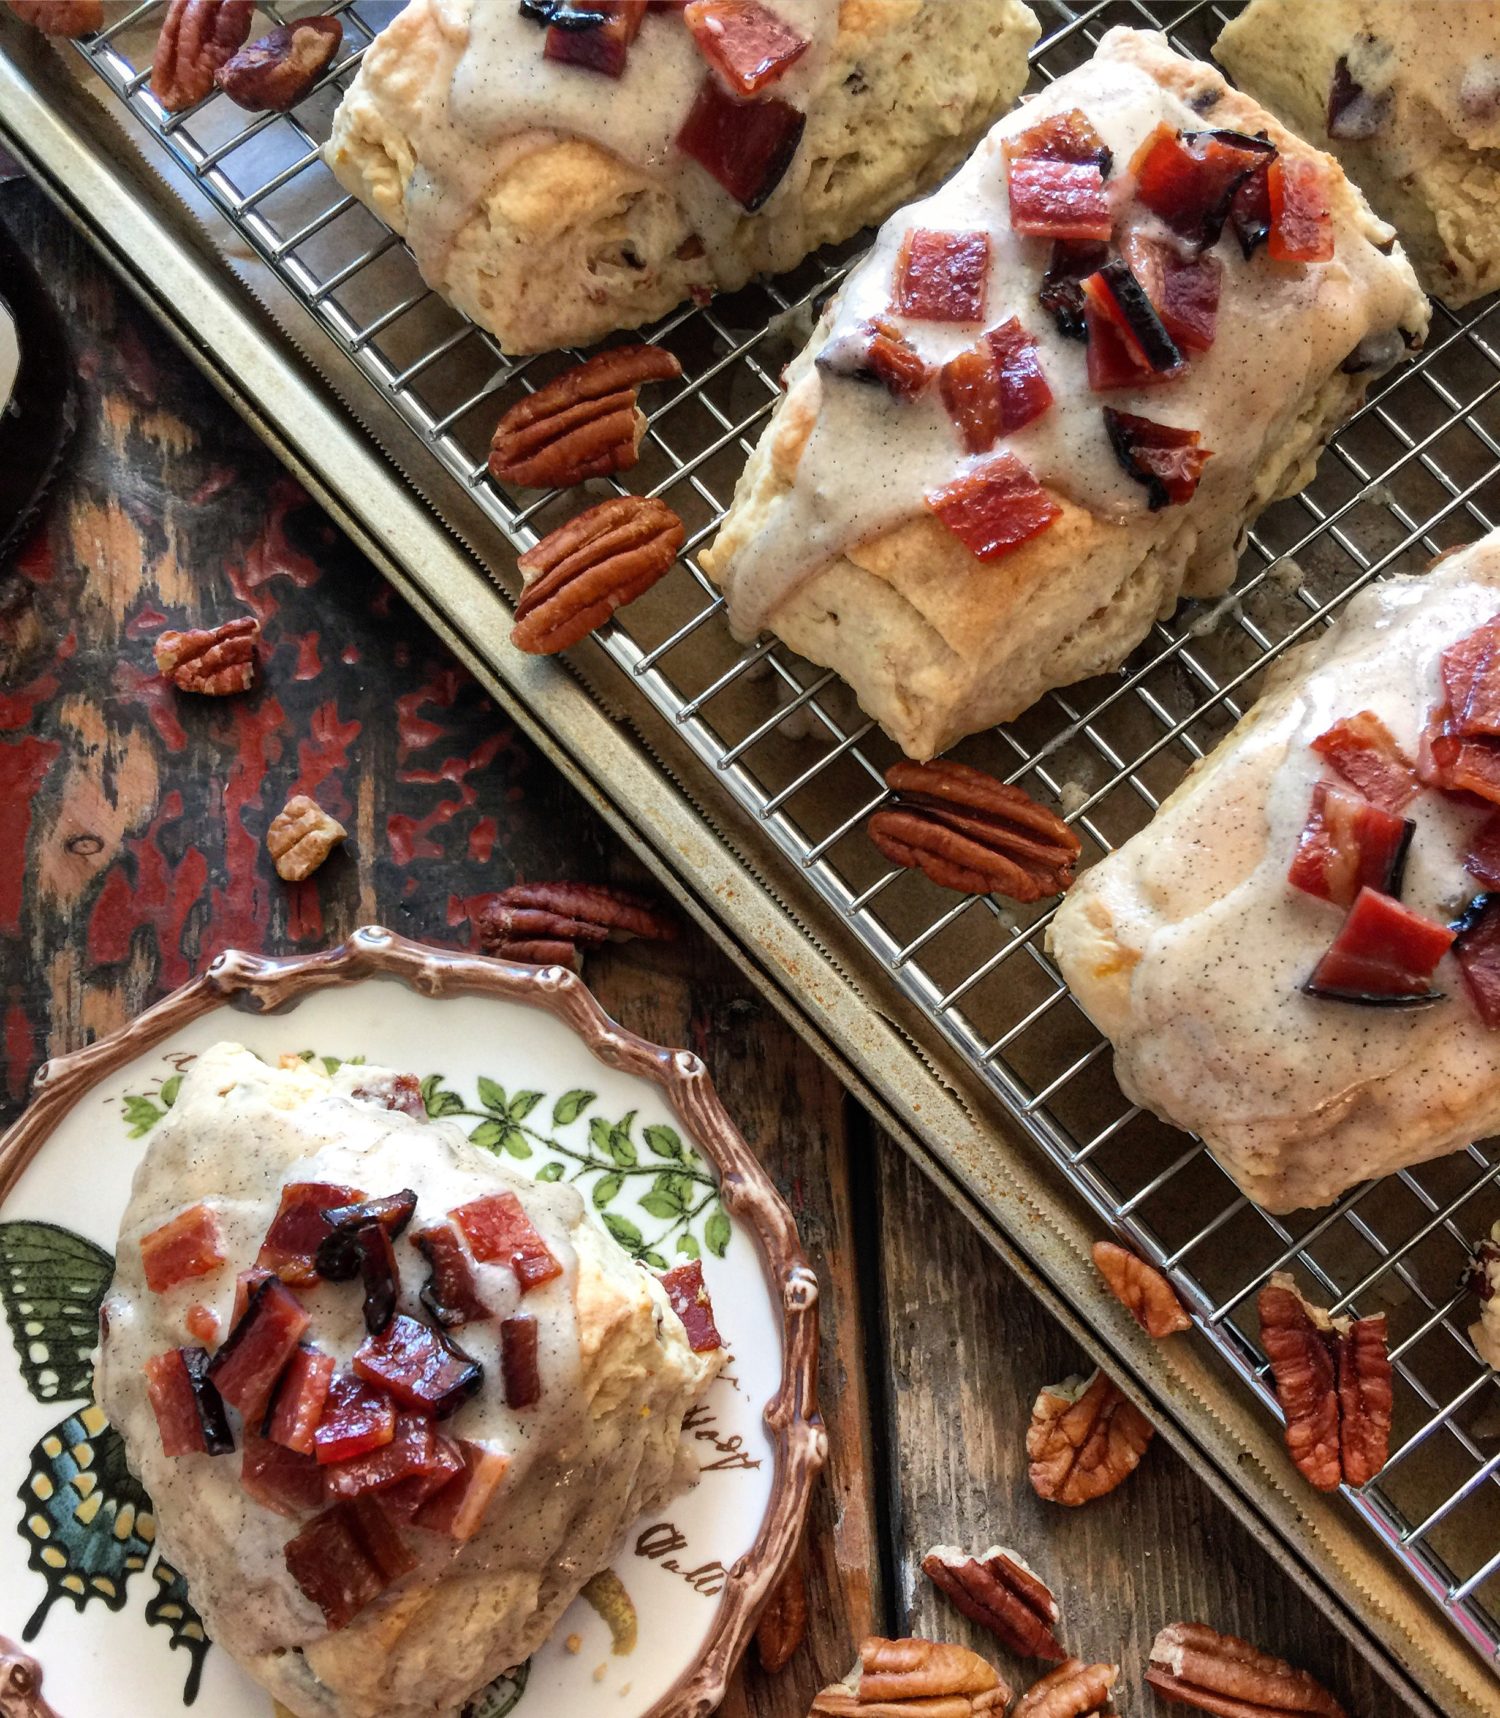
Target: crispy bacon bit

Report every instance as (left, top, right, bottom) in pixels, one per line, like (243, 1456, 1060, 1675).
(683, 0, 808, 95)
(232, 1266, 272, 1327)
(815, 317, 931, 402)
(1288, 782, 1412, 908)
(1229, 155, 1272, 258)
(1038, 238, 1109, 341)
(353, 1312, 484, 1420)
(938, 318, 1053, 454)
(1132, 124, 1277, 251)
(1304, 885, 1454, 1007)
(313, 1372, 396, 1465)
(1005, 157, 1112, 244)
(321, 1191, 419, 1240)
(325, 1413, 438, 1500)
(1421, 629, 1500, 805)
(1454, 894, 1500, 1027)
(1081, 260, 1182, 390)
(928, 452, 1062, 563)
(676, 75, 805, 211)
(185, 1303, 219, 1345)
(412, 1440, 509, 1542)
(544, 0, 645, 76)
(1102, 409, 1212, 510)
(266, 1344, 336, 1455)
(350, 1072, 426, 1117)
(413, 1222, 492, 1328)
(317, 1220, 402, 1337)
(141, 1203, 225, 1294)
(893, 230, 992, 323)
(1123, 233, 1221, 354)
(1311, 712, 1419, 813)
(451, 1192, 563, 1293)
(242, 1429, 326, 1516)
(501, 1316, 543, 1409)
(258, 1182, 365, 1285)
(384, 1432, 466, 1521)
(208, 1275, 311, 1420)
(1468, 814, 1500, 889)
(1444, 617, 1500, 737)
(1268, 156, 1334, 264)
(1005, 107, 1113, 175)
(284, 1498, 416, 1631)
(661, 1259, 724, 1352)
(145, 1347, 233, 1458)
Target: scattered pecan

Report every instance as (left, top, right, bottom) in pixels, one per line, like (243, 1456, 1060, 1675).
(489, 346, 683, 490)
(1465, 1230, 1500, 1368)
(755, 1555, 808, 1673)
(812, 1637, 1011, 1717)
(511, 495, 683, 655)
(1257, 1273, 1390, 1492)
(1146, 1622, 1346, 1718)
(215, 15, 341, 111)
(266, 794, 346, 883)
(867, 760, 1081, 901)
(1092, 1240, 1191, 1339)
(1012, 1659, 1118, 1718)
(151, 0, 255, 111)
(154, 616, 259, 695)
(1026, 1369, 1153, 1506)
(474, 881, 678, 973)
(6, 0, 102, 34)
(921, 1544, 1063, 1661)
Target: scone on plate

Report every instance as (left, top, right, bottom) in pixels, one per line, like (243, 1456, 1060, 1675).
(1217, 0, 1500, 307)
(94, 1044, 722, 1718)
(1049, 535, 1500, 1215)
(700, 26, 1429, 762)
(324, 0, 1040, 353)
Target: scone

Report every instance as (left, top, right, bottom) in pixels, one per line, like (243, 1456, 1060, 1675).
(1217, 0, 1500, 307)
(94, 1044, 722, 1718)
(700, 26, 1429, 762)
(1048, 536, 1500, 1215)
(324, 0, 1040, 353)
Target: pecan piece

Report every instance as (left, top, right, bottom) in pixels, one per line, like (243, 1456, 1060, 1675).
(921, 1544, 1063, 1661)
(755, 1554, 807, 1673)
(1146, 1622, 1346, 1718)
(1092, 1240, 1191, 1338)
(154, 616, 259, 695)
(511, 495, 683, 655)
(812, 1637, 1011, 1718)
(474, 881, 678, 973)
(266, 794, 346, 883)
(151, 0, 254, 111)
(868, 760, 1081, 901)
(1013, 1659, 1118, 1718)
(6, 0, 102, 34)
(215, 15, 342, 111)
(490, 346, 682, 490)
(1026, 1369, 1153, 1506)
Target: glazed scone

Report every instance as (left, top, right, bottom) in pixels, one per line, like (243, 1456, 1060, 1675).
(95, 1044, 722, 1718)
(1217, 0, 1500, 307)
(700, 26, 1428, 761)
(324, 0, 1040, 353)
(1048, 537, 1500, 1215)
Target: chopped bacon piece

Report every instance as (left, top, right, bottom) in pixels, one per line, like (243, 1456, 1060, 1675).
(325, 1414, 438, 1500)
(317, 1220, 402, 1337)
(1123, 233, 1221, 354)
(1229, 156, 1273, 258)
(413, 1222, 492, 1328)
(544, 0, 645, 76)
(266, 1344, 336, 1455)
(1102, 409, 1212, 510)
(412, 1441, 509, 1542)
(1453, 894, 1500, 1027)
(242, 1429, 326, 1516)
(1443, 617, 1500, 737)
(1310, 712, 1418, 813)
(938, 318, 1053, 454)
(1005, 107, 1112, 174)
(313, 1372, 396, 1465)
(145, 1347, 233, 1458)
(384, 1432, 466, 1521)
(1005, 158, 1112, 244)
(815, 317, 930, 401)
(350, 1072, 426, 1117)
(661, 1260, 723, 1352)
(683, 0, 809, 95)
(185, 1303, 219, 1345)
(451, 1192, 563, 1293)
(1268, 156, 1335, 264)
(1303, 885, 1454, 1007)
(893, 230, 991, 323)
(208, 1276, 310, 1421)
(321, 1191, 419, 1240)
(676, 75, 805, 211)
(501, 1316, 542, 1409)
(353, 1313, 484, 1420)
(1287, 782, 1413, 908)
(1422, 692, 1500, 807)
(1081, 261, 1182, 390)
(284, 1499, 416, 1631)
(1468, 814, 1500, 889)
(231, 1266, 272, 1327)
(1132, 124, 1277, 251)
(1038, 238, 1109, 341)
(141, 1203, 225, 1294)
(927, 451, 1062, 563)
(257, 1182, 365, 1285)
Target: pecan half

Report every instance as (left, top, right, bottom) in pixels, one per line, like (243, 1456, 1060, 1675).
(1026, 1369, 1153, 1506)
(1013, 1659, 1118, 1718)
(154, 616, 259, 695)
(921, 1544, 1063, 1661)
(812, 1637, 1011, 1718)
(1092, 1241, 1191, 1339)
(1336, 1315, 1393, 1488)
(511, 496, 683, 655)
(1146, 1622, 1346, 1718)
(490, 346, 683, 490)
(266, 794, 346, 883)
(151, 0, 254, 111)
(215, 15, 341, 111)
(868, 760, 1081, 901)
(474, 881, 678, 973)
(6, 0, 102, 34)
(755, 1555, 808, 1673)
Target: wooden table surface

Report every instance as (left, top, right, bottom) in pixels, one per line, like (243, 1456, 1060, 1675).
(0, 175, 1411, 1718)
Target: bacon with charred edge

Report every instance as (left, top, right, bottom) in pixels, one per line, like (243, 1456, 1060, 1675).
(1081, 260, 1181, 390)
(313, 1372, 396, 1465)
(1005, 158, 1112, 244)
(1230, 155, 1273, 258)
(1038, 239, 1108, 341)
(938, 318, 1053, 455)
(325, 1414, 439, 1499)
(1268, 156, 1335, 264)
(241, 1429, 326, 1516)
(354, 1312, 484, 1420)
(316, 1220, 402, 1337)
(1311, 712, 1419, 813)
(145, 1347, 233, 1458)
(1303, 885, 1454, 1007)
(544, 0, 645, 76)
(265, 1343, 335, 1455)
(451, 1192, 563, 1292)
(1469, 814, 1500, 889)
(284, 1498, 416, 1630)
(1102, 410, 1212, 510)
(1004, 107, 1112, 175)
(676, 75, 805, 211)
(1421, 627, 1500, 805)
(1132, 124, 1277, 251)
(1452, 894, 1500, 1027)
(413, 1221, 492, 1327)
(1122, 233, 1221, 354)
(893, 230, 991, 324)
(412, 1440, 509, 1542)
(257, 1182, 365, 1285)
(321, 1190, 418, 1240)
(384, 1432, 466, 1521)
(141, 1203, 225, 1294)
(1287, 782, 1413, 909)
(231, 1266, 271, 1327)
(927, 452, 1062, 564)
(684, 0, 809, 95)
(208, 1275, 310, 1420)
(660, 1260, 724, 1352)
(501, 1316, 543, 1408)
(815, 318, 930, 402)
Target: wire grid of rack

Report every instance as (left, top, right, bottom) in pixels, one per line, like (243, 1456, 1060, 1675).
(60, 0, 1500, 1673)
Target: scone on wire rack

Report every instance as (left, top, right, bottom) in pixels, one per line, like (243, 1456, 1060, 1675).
(324, 0, 1040, 354)
(1217, 0, 1500, 308)
(700, 26, 1429, 762)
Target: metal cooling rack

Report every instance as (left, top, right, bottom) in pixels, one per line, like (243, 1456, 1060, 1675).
(61, 0, 1500, 1674)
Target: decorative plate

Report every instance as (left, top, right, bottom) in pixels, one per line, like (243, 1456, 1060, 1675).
(0, 928, 824, 1718)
